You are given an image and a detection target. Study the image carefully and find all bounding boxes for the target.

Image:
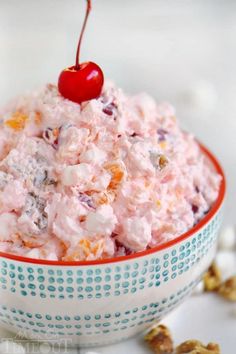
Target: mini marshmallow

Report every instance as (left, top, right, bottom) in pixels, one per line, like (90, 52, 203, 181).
(0, 213, 17, 241)
(182, 80, 218, 113)
(57, 126, 90, 164)
(218, 225, 236, 251)
(61, 163, 92, 186)
(120, 216, 152, 252)
(128, 141, 155, 174)
(0, 180, 26, 212)
(86, 205, 117, 235)
(25, 248, 40, 259)
(91, 171, 111, 191)
(80, 145, 107, 165)
(44, 252, 58, 261)
(216, 251, 236, 280)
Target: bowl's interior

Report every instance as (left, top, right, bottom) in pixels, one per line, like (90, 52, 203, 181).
(0, 142, 226, 267)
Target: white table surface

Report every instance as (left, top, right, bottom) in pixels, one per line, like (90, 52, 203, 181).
(0, 1, 235, 353)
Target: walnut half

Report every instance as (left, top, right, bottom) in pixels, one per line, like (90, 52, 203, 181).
(176, 340, 220, 354)
(218, 276, 236, 302)
(203, 262, 221, 292)
(144, 324, 174, 354)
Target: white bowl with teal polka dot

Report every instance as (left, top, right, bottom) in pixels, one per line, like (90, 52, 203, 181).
(0, 146, 225, 347)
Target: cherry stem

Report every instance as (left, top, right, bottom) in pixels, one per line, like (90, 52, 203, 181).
(75, 0, 92, 70)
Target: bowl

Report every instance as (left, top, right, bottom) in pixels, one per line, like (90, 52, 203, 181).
(0, 143, 225, 348)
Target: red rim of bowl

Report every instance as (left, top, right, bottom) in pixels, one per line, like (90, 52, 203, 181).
(0, 142, 226, 266)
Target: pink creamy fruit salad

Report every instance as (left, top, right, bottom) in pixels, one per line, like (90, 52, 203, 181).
(0, 82, 221, 261)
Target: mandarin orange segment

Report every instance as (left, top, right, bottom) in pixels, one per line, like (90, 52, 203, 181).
(96, 191, 115, 205)
(159, 141, 167, 150)
(86, 190, 97, 196)
(5, 112, 28, 131)
(34, 111, 42, 125)
(97, 192, 109, 205)
(91, 240, 104, 256)
(105, 161, 125, 191)
(80, 239, 104, 257)
(79, 239, 91, 257)
(22, 237, 44, 248)
(64, 239, 104, 261)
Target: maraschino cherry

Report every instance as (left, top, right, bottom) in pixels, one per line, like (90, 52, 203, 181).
(58, 0, 104, 104)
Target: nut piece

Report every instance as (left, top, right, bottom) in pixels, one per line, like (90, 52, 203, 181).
(218, 275, 236, 302)
(203, 262, 221, 292)
(158, 155, 169, 170)
(176, 340, 220, 354)
(144, 324, 174, 354)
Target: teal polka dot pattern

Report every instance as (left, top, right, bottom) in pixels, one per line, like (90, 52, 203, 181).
(0, 209, 223, 346)
(0, 212, 221, 300)
(0, 277, 199, 339)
